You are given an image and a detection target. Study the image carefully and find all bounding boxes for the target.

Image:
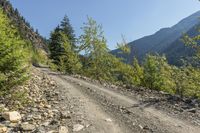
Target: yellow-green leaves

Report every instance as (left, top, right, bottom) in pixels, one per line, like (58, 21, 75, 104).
(79, 17, 109, 80)
(0, 9, 29, 92)
(143, 54, 176, 93)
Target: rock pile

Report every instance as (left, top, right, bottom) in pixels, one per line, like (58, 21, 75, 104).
(0, 68, 69, 133)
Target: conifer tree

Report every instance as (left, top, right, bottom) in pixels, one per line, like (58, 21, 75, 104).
(58, 33, 81, 74)
(49, 26, 81, 73)
(60, 15, 76, 50)
(49, 26, 63, 64)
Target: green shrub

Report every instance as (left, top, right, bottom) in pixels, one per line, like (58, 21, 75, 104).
(173, 66, 200, 98)
(31, 48, 48, 66)
(143, 54, 176, 93)
(0, 9, 29, 94)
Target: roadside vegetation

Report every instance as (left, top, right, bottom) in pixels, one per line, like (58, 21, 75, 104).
(1, 3, 200, 102)
(0, 9, 29, 95)
(0, 8, 48, 103)
(49, 16, 200, 99)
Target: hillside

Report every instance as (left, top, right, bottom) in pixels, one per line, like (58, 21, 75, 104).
(111, 11, 200, 65)
(0, 0, 48, 51)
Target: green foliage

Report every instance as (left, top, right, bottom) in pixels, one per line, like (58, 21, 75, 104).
(143, 54, 176, 93)
(0, 0, 47, 51)
(60, 15, 76, 50)
(141, 54, 200, 98)
(25, 42, 48, 66)
(10, 89, 31, 109)
(132, 58, 144, 85)
(116, 35, 132, 64)
(48, 16, 200, 99)
(49, 26, 81, 74)
(79, 17, 110, 80)
(58, 33, 81, 74)
(182, 34, 200, 58)
(31, 49, 48, 66)
(116, 62, 135, 85)
(116, 36, 131, 55)
(0, 9, 29, 94)
(173, 66, 200, 98)
(49, 26, 64, 63)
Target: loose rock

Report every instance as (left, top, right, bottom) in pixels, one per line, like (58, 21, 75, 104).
(2, 111, 21, 123)
(105, 118, 112, 122)
(73, 124, 84, 132)
(0, 125, 7, 133)
(59, 126, 68, 133)
(21, 123, 35, 131)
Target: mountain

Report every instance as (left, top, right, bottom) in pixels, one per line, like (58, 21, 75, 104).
(0, 0, 48, 51)
(111, 10, 200, 66)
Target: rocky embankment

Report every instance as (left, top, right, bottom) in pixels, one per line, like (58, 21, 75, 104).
(73, 74, 200, 126)
(0, 68, 69, 133)
(71, 74, 200, 127)
(0, 67, 199, 133)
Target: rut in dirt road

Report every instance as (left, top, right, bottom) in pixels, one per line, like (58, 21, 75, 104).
(42, 68, 200, 133)
(46, 71, 131, 133)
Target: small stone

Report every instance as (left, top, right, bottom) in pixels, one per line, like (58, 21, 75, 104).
(33, 115, 42, 120)
(0, 125, 7, 133)
(39, 103, 45, 108)
(59, 126, 68, 133)
(45, 105, 51, 108)
(2, 111, 22, 122)
(52, 109, 59, 113)
(86, 124, 90, 128)
(45, 113, 49, 118)
(61, 112, 71, 119)
(47, 130, 57, 133)
(31, 108, 39, 112)
(8, 122, 18, 128)
(139, 125, 143, 129)
(73, 124, 84, 132)
(0, 104, 5, 108)
(26, 115, 33, 121)
(53, 101, 59, 104)
(0, 105, 9, 112)
(187, 108, 196, 113)
(41, 121, 50, 127)
(105, 118, 112, 122)
(21, 123, 35, 131)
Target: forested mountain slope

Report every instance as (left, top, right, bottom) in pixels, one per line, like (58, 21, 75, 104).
(0, 0, 48, 51)
(111, 10, 200, 65)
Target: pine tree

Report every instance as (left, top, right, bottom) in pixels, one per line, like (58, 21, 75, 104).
(60, 15, 76, 50)
(49, 26, 63, 64)
(58, 33, 81, 74)
(49, 26, 81, 73)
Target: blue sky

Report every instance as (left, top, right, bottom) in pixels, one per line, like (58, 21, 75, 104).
(10, 0, 200, 50)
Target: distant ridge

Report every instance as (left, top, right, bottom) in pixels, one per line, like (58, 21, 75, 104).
(111, 10, 200, 66)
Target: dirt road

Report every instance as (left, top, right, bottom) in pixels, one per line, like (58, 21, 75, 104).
(41, 68, 200, 133)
